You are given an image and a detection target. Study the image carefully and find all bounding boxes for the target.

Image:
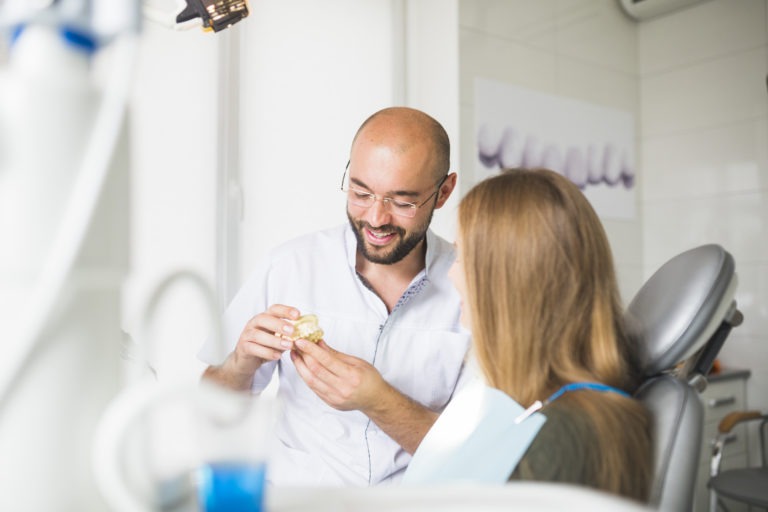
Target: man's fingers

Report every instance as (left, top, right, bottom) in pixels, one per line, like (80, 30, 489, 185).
(236, 329, 284, 361)
(235, 305, 304, 364)
(291, 350, 336, 396)
(246, 305, 303, 346)
(293, 344, 340, 382)
(294, 338, 345, 372)
(266, 304, 301, 320)
(242, 322, 289, 350)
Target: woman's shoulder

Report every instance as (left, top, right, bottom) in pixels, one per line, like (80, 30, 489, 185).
(512, 399, 598, 484)
(511, 390, 652, 500)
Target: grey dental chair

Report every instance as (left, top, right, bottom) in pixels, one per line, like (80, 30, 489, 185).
(625, 244, 742, 511)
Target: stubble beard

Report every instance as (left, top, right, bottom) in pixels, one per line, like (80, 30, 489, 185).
(347, 208, 433, 265)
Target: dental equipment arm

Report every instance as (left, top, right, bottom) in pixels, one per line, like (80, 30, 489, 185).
(176, 0, 249, 32)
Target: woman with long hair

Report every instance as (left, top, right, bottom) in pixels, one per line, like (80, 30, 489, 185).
(447, 168, 652, 502)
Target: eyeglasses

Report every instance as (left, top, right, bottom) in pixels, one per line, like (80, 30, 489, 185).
(340, 163, 448, 219)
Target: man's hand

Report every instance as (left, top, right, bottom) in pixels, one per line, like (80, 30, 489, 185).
(290, 339, 438, 454)
(203, 304, 301, 391)
(290, 339, 385, 411)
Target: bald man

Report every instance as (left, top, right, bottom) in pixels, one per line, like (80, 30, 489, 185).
(199, 107, 470, 486)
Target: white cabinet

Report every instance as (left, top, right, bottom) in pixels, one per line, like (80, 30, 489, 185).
(692, 369, 750, 512)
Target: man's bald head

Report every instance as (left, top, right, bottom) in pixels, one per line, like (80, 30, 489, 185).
(351, 107, 450, 181)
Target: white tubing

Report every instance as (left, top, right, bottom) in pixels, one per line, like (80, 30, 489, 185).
(137, 270, 227, 369)
(0, 32, 138, 412)
(93, 269, 226, 511)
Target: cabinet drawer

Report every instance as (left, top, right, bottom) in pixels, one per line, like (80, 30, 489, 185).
(700, 379, 747, 424)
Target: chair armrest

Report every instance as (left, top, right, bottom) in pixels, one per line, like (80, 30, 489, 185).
(718, 410, 764, 434)
(711, 410, 768, 477)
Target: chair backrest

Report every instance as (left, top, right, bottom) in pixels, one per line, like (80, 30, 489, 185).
(634, 374, 703, 510)
(624, 244, 742, 511)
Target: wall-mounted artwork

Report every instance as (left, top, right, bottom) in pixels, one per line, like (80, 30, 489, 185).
(474, 78, 636, 220)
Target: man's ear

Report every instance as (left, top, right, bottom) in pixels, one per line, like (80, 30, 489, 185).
(435, 172, 458, 209)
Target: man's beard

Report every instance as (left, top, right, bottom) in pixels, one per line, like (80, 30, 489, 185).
(347, 209, 433, 265)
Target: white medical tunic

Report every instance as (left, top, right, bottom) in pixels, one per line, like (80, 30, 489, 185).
(198, 224, 470, 487)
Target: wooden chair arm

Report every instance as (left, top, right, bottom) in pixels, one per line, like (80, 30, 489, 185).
(718, 410, 764, 434)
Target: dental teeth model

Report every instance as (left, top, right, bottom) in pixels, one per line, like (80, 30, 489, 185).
(282, 314, 324, 343)
(477, 124, 635, 190)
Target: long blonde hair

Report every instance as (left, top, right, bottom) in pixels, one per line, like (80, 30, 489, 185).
(457, 168, 650, 499)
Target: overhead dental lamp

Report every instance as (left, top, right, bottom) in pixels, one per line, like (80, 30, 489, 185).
(176, 0, 249, 32)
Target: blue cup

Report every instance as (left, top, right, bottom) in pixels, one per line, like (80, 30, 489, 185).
(198, 461, 267, 512)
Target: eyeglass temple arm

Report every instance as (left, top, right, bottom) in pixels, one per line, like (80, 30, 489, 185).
(340, 161, 350, 190)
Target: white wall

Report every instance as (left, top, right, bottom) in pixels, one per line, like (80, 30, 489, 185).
(122, 22, 219, 383)
(236, 0, 463, 270)
(404, 0, 461, 239)
(238, 0, 401, 273)
(638, 0, 768, 414)
(457, 0, 643, 301)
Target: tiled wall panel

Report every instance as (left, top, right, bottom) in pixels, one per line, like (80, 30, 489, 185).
(639, 0, 768, 420)
(458, 0, 642, 302)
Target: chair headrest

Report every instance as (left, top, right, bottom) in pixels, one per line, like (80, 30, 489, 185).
(625, 244, 737, 377)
